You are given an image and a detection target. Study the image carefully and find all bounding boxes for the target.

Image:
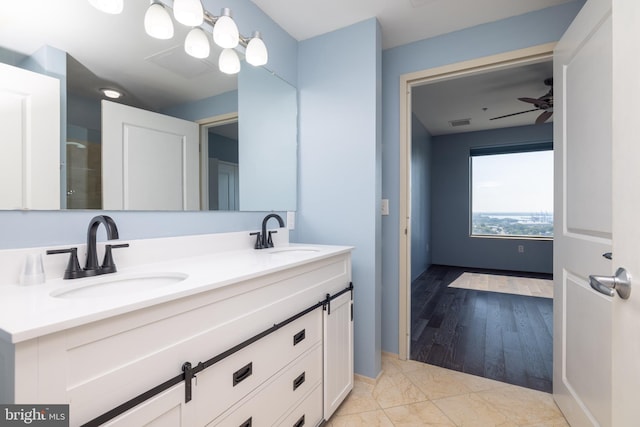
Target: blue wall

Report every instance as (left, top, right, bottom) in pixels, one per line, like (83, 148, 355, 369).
(431, 124, 553, 273)
(380, 1, 585, 355)
(295, 18, 382, 379)
(411, 115, 432, 281)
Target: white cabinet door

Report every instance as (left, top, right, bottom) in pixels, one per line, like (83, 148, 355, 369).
(104, 384, 194, 427)
(0, 62, 60, 209)
(102, 100, 199, 210)
(323, 291, 354, 419)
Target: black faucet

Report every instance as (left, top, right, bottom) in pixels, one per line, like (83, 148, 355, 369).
(47, 215, 129, 279)
(250, 213, 285, 249)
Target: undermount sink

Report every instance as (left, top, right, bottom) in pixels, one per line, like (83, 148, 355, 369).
(50, 272, 188, 299)
(267, 247, 321, 256)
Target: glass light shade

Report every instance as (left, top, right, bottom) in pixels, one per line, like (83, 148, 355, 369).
(218, 49, 241, 75)
(185, 27, 210, 59)
(246, 35, 268, 66)
(144, 3, 174, 40)
(173, 0, 204, 27)
(213, 12, 239, 49)
(88, 0, 123, 14)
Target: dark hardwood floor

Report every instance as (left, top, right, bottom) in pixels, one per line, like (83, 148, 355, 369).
(410, 265, 553, 393)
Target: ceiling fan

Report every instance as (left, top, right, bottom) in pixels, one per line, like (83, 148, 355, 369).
(490, 78, 553, 124)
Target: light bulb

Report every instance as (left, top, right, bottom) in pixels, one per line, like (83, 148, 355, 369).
(144, 2, 174, 39)
(246, 32, 268, 66)
(101, 88, 123, 99)
(219, 49, 240, 75)
(185, 27, 210, 59)
(88, 0, 123, 14)
(173, 0, 204, 27)
(213, 8, 239, 49)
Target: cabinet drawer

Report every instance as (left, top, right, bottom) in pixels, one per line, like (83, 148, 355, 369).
(195, 310, 321, 424)
(208, 344, 322, 427)
(276, 384, 323, 427)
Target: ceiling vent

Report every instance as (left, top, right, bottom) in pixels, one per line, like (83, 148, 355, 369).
(449, 118, 471, 127)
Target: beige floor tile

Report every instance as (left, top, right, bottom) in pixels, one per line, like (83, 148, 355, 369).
(382, 354, 426, 375)
(520, 417, 570, 427)
(433, 393, 518, 427)
(383, 401, 455, 426)
(476, 385, 563, 425)
(372, 372, 428, 408)
(447, 369, 509, 392)
(406, 364, 475, 400)
(324, 409, 395, 427)
(333, 380, 380, 416)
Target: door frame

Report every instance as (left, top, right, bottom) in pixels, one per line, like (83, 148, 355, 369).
(196, 112, 238, 211)
(398, 42, 557, 360)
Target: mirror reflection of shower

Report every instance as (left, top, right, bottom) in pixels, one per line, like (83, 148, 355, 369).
(66, 128, 102, 210)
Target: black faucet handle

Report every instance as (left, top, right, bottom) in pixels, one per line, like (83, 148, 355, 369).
(267, 230, 278, 248)
(250, 232, 263, 249)
(101, 243, 130, 274)
(46, 247, 83, 280)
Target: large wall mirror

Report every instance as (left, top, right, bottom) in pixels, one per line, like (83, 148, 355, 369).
(0, 0, 297, 212)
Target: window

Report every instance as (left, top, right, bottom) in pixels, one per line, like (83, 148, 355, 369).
(470, 144, 553, 238)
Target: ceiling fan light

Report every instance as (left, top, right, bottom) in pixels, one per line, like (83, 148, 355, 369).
(218, 48, 240, 75)
(88, 0, 123, 14)
(185, 27, 210, 58)
(245, 32, 268, 66)
(144, 2, 174, 39)
(213, 8, 239, 49)
(173, 0, 204, 27)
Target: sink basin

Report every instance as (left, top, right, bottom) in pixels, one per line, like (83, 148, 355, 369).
(267, 247, 321, 256)
(50, 272, 188, 299)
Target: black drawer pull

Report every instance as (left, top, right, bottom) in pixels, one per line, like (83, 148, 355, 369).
(293, 372, 305, 391)
(239, 417, 252, 427)
(293, 414, 305, 427)
(233, 362, 253, 386)
(293, 329, 306, 346)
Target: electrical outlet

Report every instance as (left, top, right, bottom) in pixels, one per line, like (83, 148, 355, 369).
(518, 245, 524, 253)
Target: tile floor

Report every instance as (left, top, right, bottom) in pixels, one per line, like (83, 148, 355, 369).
(325, 354, 568, 427)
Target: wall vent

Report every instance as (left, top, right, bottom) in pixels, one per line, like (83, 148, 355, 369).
(449, 118, 471, 127)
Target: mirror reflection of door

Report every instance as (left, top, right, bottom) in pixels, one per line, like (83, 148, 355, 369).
(202, 120, 239, 211)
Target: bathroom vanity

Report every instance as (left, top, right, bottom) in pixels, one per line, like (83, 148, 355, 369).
(0, 231, 353, 426)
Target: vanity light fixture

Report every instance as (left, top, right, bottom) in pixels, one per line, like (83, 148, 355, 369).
(184, 27, 210, 58)
(144, 1, 174, 40)
(143, 1, 268, 74)
(212, 8, 239, 49)
(88, 0, 123, 14)
(245, 31, 268, 67)
(100, 88, 123, 99)
(172, 0, 204, 27)
(218, 48, 241, 75)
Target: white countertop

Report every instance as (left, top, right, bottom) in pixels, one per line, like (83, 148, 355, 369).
(0, 243, 352, 344)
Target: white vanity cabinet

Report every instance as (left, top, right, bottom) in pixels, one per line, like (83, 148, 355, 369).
(0, 249, 353, 427)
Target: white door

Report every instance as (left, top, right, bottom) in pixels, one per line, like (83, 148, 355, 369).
(553, 0, 640, 426)
(102, 101, 199, 210)
(0, 62, 60, 209)
(217, 161, 239, 211)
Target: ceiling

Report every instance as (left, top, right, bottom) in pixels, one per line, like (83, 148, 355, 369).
(413, 60, 554, 136)
(1, 0, 566, 130)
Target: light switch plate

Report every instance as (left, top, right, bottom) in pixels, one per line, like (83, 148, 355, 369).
(381, 199, 389, 216)
(287, 211, 296, 230)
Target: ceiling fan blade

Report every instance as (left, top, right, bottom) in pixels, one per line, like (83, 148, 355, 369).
(518, 97, 543, 105)
(490, 108, 540, 120)
(535, 110, 553, 124)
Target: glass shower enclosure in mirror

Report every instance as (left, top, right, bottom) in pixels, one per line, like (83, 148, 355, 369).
(0, 0, 297, 212)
